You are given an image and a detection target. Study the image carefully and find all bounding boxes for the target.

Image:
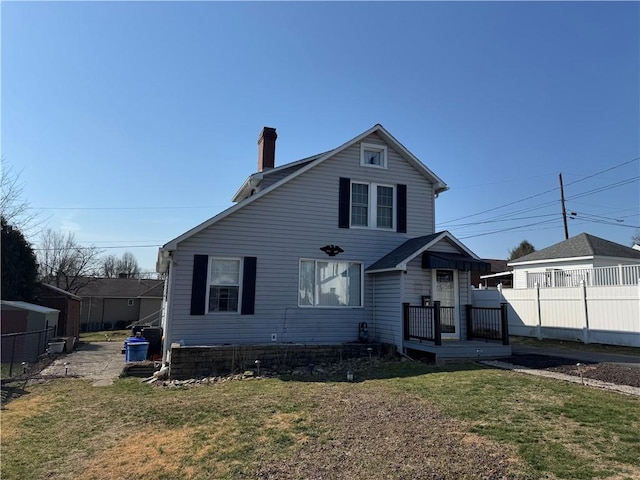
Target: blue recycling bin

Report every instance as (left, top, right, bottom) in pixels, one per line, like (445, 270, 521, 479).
(124, 337, 149, 362)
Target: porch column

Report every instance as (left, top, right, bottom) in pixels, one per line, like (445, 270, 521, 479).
(433, 300, 442, 346)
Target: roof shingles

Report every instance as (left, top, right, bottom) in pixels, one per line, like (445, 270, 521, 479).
(510, 233, 640, 264)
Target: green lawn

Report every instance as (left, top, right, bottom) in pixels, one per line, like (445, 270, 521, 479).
(2, 362, 638, 480)
(79, 329, 130, 343)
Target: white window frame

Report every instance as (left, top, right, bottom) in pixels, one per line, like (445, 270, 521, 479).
(298, 259, 364, 308)
(206, 257, 243, 314)
(127, 299, 134, 307)
(360, 143, 388, 169)
(350, 181, 396, 231)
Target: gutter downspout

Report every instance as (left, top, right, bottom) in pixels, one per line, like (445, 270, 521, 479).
(162, 253, 176, 366)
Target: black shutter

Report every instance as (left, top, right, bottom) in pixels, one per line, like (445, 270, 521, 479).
(397, 184, 407, 233)
(190, 255, 209, 315)
(338, 177, 351, 228)
(241, 257, 257, 315)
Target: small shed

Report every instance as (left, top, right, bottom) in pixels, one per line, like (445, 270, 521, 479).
(37, 283, 82, 344)
(1, 301, 60, 363)
(1, 300, 59, 334)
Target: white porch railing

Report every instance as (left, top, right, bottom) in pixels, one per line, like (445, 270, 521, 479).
(527, 265, 640, 288)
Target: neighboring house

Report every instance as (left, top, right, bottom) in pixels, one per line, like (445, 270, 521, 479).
(471, 259, 513, 288)
(37, 283, 81, 343)
(1, 300, 59, 363)
(157, 124, 504, 365)
(508, 233, 640, 289)
(76, 277, 164, 331)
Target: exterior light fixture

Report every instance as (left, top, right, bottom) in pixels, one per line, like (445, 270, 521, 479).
(320, 245, 344, 257)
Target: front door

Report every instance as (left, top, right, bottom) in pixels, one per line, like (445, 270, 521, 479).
(433, 269, 459, 339)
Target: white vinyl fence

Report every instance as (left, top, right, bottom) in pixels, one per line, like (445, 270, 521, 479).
(527, 264, 640, 288)
(472, 282, 640, 347)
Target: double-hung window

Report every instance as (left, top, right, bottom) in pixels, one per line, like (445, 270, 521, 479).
(350, 182, 395, 230)
(299, 259, 362, 307)
(208, 258, 241, 312)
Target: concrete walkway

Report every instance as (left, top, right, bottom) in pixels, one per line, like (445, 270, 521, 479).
(35, 341, 125, 386)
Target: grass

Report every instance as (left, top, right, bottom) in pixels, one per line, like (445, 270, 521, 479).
(79, 329, 130, 343)
(394, 365, 640, 479)
(2, 362, 639, 480)
(511, 336, 640, 356)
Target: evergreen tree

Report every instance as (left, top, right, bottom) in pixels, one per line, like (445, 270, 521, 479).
(508, 240, 536, 261)
(1, 216, 38, 301)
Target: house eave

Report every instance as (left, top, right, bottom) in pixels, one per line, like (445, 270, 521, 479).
(508, 255, 594, 267)
(231, 174, 263, 202)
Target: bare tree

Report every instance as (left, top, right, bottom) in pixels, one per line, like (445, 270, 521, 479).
(100, 254, 119, 278)
(99, 251, 140, 278)
(37, 229, 103, 293)
(632, 230, 640, 247)
(0, 159, 42, 234)
(115, 251, 140, 278)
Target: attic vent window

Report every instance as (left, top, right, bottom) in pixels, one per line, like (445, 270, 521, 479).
(360, 143, 387, 169)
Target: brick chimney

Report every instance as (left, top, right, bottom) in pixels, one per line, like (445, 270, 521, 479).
(257, 127, 277, 171)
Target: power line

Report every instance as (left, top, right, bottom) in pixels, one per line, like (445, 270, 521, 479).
(439, 174, 639, 230)
(566, 176, 639, 201)
(564, 156, 640, 187)
(438, 156, 639, 227)
(441, 213, 558, 229)
(437, 186, 560, 226)
(457, 219, 563, 239)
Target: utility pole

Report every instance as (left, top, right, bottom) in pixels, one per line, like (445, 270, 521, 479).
(559, 173, 569, 240)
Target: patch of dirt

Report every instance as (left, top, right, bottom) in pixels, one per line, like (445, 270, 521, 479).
(256, 387, 530, 480)
(502, 355, 640, 388)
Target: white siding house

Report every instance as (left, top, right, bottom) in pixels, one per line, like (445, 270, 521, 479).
(157, 125, 494, 364)
(508, 233, 640, 289)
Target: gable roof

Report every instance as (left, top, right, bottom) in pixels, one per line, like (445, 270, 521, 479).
(158, 124, 449, 264)
(1, 300, 60, 315)
(74, 278, 165, 298)
(365, 231, 483, 273)
(232, 152, 328, 202)
(508, 233, 640, 265)
(38, 283, 82, 301)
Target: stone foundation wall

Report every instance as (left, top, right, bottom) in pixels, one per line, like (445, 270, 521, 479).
(169, 343, 391, 380)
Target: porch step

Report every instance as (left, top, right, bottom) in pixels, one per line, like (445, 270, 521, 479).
(404, 340, 511, 362)
(122, 361, 157, 378)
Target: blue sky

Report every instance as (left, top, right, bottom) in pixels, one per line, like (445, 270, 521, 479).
(3, 1, 639, 273)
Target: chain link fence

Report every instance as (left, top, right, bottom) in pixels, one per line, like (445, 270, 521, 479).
(1, 327, 57, 380)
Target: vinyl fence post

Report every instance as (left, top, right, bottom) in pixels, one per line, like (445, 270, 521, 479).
(501, 303, 509, 345)
(535, 282, 542, 340)
(580, 280, 589, 344)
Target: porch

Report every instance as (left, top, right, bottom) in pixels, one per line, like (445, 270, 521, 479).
(402, 302, 511, 362)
